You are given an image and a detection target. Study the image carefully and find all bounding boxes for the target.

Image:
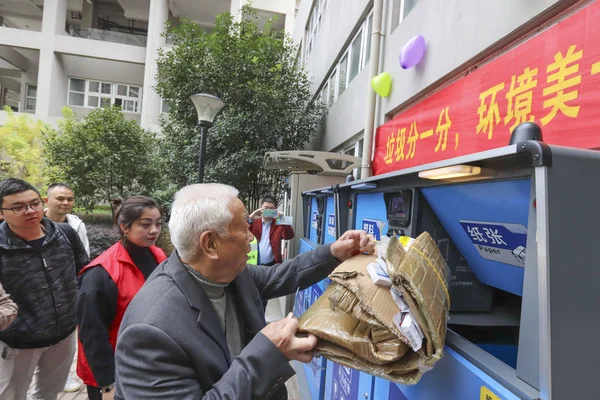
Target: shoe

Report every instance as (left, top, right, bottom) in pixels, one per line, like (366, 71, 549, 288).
(63, 376, 83, 393)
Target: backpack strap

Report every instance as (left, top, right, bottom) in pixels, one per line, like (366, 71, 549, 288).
(57, 222, 79, 251)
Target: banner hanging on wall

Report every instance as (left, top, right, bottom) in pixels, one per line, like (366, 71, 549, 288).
(373, 2, 600, 175)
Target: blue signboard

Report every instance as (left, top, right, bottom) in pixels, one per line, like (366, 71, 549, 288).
(421, 179, 530, 296)
(331, 364, 359, 400)
(459, 221, 527, 267)
(327, 213, 336, 237)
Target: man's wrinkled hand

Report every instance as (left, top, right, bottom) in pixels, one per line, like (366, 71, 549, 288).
(261, 313, 317, 363)
(330, 230, 375, 262)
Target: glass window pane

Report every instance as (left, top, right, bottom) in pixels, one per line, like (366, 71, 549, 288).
(117, 85, 128, 96)
(161, 100, 171, 113)
(128, 86, 139, 98)
(101, 83, 111, 94)
(321, 83, 329, 105)
(27, 85, 37, 98)
(404, 0, 419, 18)
(364, 15, 373, 66)
(87, 96, 99, 107)
(25, 98, 36, 111)
(88, 81, 100, 93)
(70, 78, 85, 93)
(349, 30, 362, 82)
(100, 97, 111, 107)
(328, 71, 336, 106)
(338, 54, 348, 97)
(68, 92, 84, 106)
(114, 98, 123, 107)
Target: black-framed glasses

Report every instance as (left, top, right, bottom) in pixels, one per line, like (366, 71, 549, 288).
(1, 199, 44, 215)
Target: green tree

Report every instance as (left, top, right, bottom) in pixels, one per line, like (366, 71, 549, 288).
(156, 5, 324, 205)
(0, 107, 48, 188)
(44, 106, 163, 213)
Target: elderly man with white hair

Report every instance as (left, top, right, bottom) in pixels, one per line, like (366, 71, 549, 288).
(113, 183, 374, 400)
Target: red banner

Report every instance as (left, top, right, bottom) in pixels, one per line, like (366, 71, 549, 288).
(373, 2, 600, 175)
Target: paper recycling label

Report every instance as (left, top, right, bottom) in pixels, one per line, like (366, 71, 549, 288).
(311, 211, 318, 229)
(327, 213, 336, 237)
(460, 220, 527, 267)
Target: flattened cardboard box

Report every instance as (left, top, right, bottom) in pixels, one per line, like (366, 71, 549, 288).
(298, 232, 450, 385)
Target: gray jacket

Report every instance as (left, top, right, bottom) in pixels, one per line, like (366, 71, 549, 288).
(115, 244, 338, 400)
(0, 218, 89, 348)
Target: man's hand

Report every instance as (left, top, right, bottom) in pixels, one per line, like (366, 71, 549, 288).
(330, 230, 375, 262)
(261, 313, 317, 363)
(249, 207, 264, 221)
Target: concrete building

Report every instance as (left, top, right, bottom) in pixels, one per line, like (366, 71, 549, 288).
(292, 0, 584, 178)
(0, 0, 298, 131)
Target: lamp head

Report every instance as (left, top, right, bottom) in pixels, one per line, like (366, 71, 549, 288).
(190, 93, 225, 127)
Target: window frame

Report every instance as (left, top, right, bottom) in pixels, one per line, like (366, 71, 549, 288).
(24, 84, 37, 112)
(337, 50, 349, 97)
(328, 67, 338, 106)
(348, 27, 364, 83)
(67, 77, 142, 113)
(362, 12, 374, 69)
(160, 98, 171, 114)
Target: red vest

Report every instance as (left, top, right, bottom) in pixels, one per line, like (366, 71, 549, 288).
(76, 242, 167, 387)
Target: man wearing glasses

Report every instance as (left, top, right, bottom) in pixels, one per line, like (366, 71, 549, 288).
(0, 178, 89, 399)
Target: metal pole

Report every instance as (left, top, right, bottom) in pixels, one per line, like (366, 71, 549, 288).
(198, 123, 209, 183)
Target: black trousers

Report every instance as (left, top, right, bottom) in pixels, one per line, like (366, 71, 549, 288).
(87, 385, 102, 400)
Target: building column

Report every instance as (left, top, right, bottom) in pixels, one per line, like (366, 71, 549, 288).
(140, 0, 169, 131)
(231, 0, 245, 21)
(36, 0, 66, 119)
(81, 0, 96, 29)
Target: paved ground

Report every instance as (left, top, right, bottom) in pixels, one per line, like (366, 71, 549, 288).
(59, 297, 302, 399)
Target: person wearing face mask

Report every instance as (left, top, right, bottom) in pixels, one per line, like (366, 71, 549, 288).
(76, 196, 167, 400)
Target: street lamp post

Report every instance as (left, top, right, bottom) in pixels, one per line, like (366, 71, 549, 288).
(189, 93, 226, 183)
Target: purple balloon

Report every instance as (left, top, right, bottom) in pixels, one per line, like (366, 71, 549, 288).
(400, 35, 426, 69)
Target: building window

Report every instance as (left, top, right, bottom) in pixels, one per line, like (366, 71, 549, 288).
(114, 84, 140, 113)
(363, 14, 373, 68)
(349, 28, 363, 82)
(161, 99, 171, 114)
(68, 78, 86, 107)
(338, 52, 348, 97)
(321, 10, 373, 108)
(328, 69, 337, 106)
(399, 0, 419, 24)
(87, 80, 112, 108)
(67, 78, 142, 113)
(25, 84, 37, 111)
(321, 82, 329, 105)
(304, 0, 329, 59)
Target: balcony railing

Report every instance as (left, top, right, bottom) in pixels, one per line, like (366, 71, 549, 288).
(68, 26, 147, 47)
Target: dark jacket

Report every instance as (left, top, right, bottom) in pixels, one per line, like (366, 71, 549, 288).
(114, 244, 338, 400)
(0, 218, 89, 348)
(249, 219, 294, 264)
